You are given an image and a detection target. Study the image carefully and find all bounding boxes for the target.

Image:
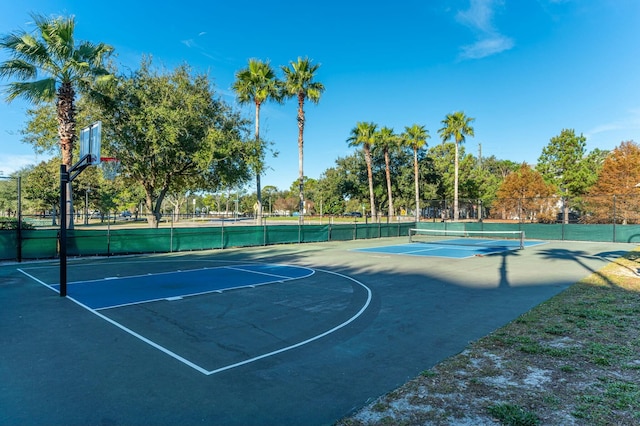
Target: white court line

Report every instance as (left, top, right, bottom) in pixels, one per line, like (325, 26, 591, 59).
(18, 265, 372, 377)
(18, 268, 210, 375)
(224, 265, 315, 281)
(204, 268, 372, 375)
(62, 263, 313, 286)
(94, 276, 304, 311)
(92, 264, 316, 310)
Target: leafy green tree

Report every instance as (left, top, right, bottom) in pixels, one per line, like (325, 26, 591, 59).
(232, 59, 280, 223)
(0, 13, 114, 228)
(537, 129, 590, 223)
(473, 156, 519, 219)
(401, 124, 430, 221)
(0, 172, 19, 218)
(261, 185, 279, 216)
(22, 160, 59, 224)
(438, 111, 475, 221)
(375, 126, 398, 217)
(347, 122, 378, 218)
(99, 59, 251, 228)
(280, 57, 325, 222)
(582, 148, 609, 188)
(428, 142, 456, 204)
(316, 168, 347, 215)
(20, 104, 58, 155)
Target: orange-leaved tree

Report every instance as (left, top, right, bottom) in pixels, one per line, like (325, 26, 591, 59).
(495, 163, 556, 222)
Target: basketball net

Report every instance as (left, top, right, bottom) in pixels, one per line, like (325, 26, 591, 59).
(100, 157, 121, 180)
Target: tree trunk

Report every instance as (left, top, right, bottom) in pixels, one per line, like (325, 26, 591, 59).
(146, 192, 159, 228)
(384, 149, 394, 218)
(57, 83, 77, 230)
(364, 144, 377, 220)
(255, 101, 262, 224)
(454, 140, 460, 221)
(297, 93, 305, 224)
(414, 147, 420, 222)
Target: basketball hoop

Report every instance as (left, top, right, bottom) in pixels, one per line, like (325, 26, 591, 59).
(100, 157, 121, 180)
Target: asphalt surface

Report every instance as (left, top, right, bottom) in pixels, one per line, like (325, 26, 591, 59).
(1, 237, 635, 425)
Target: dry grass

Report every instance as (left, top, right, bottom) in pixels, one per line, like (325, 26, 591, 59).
(336, 250, 640, 426)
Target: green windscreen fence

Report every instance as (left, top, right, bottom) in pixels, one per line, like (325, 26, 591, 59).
(0, 231, 17, 260)
(21, 229, 58, 259)
(417, 222, 640, 243)
(3, 221, 640, 261)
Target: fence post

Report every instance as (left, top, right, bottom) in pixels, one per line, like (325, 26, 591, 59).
(613, 194, 617, 242)
(16, 176, 22, 262)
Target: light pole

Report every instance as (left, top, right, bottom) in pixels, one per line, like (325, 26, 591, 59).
(84, 187, 91, 225)
(234, 192, 239, 223)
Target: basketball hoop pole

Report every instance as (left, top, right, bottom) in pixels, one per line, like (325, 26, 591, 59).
(59, 155, 92, 297)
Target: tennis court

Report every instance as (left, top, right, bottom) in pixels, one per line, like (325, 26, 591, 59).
(353, 229, 546, 258)
(1, 236, 635, 425)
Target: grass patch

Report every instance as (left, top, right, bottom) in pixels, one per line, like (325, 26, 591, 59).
(487, 403, 540, 426)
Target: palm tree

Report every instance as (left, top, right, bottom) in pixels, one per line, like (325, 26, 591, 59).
(280, 57, 324, 223)
(375, 126, 397, 219)
(438, 111, 475, 221)
(347, 122, 378, 219)
(232, 58, 280, 224)
(402, 124, 430, 222)
(0, 13, 113, 228)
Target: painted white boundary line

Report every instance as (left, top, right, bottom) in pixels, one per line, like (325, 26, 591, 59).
(18, 268, 210, 375)
(204, 268, 372, 375)
(64, 263, 314, 286)
(18, 265, 372, 377)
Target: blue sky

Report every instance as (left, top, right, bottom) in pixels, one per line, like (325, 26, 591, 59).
(1, 0, 639, 191)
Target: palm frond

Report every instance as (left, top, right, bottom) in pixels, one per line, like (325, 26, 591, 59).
(0, 59, 37, 80)
(5, 79, 57, 103)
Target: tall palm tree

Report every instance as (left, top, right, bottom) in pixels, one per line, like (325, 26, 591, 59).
(0, 13, 113, 228)
(375, 126, 397, 219)
(280, 57, 324, 223)
(402, 124, 430, 222)
(232, 58, 280, 224)
(438, 111, 475, 221)
(347, 122, 378, 219)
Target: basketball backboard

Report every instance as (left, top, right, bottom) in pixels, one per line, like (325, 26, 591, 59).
(79, 121, 102, 165)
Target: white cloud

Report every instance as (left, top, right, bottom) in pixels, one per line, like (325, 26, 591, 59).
(459, 35, 515, 60)
(455, 0, 514, 60)
(181, 39, 195, 48)
(585, 108, 640, 140)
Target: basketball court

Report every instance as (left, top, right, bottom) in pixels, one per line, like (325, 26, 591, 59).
(1, 237, 635, 425)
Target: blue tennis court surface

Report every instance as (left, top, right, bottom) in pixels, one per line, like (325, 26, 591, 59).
(353, 239, 546, 258)
(49, 264, 314, 310)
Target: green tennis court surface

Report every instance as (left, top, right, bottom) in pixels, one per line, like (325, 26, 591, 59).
(1, 237, 635, 425)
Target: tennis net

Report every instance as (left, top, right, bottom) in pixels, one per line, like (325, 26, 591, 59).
(408, 228, 525, 249)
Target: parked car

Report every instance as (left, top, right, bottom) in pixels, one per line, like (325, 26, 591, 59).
(120, 210, 132, 219)
(344, 211, 363, 218)
(556, 212, 580, 223)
